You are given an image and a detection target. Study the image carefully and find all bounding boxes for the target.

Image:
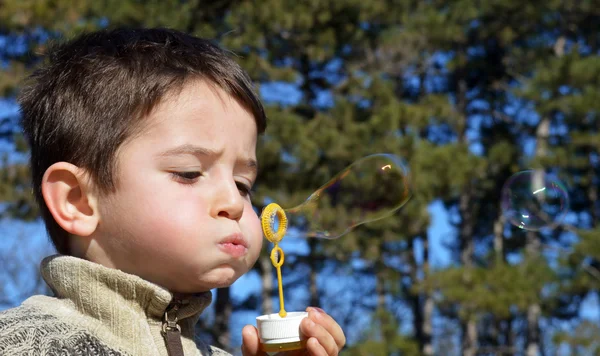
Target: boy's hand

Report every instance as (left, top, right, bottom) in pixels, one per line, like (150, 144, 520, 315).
(242, 307, 346, 356)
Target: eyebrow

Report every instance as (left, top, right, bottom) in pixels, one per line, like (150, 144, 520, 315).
(242, 157, 259, 176)
(157, 144, 258, 175)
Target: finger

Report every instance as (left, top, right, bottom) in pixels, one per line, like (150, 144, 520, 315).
(301, 314, 338, 355)
(241, 325, 263, 356)
(306, 307, 346, 350)
(306, 337, 328, 356)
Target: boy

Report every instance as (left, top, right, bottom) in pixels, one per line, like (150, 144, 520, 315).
(0, 28, 345, 356)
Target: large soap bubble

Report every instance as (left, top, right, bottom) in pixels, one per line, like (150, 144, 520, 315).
(500, 170, 569, 231)
(262, 153, 412, 239)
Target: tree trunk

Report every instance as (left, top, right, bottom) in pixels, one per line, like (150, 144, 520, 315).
(463, 320, 478, 356)
(525, 117, 549, 356)
(422, 295, 434, 356)
(459, 184, 475, 268)
(493, 206, 505, 264)
(422, 236, 434, 356)
(454, 71, 478, 356)
(406, 236, 434, 355)
(587, 149, 600, 303)
(214, 287, 232, 351)
(408, 238, 423, 351)
(416, 56, 433, 356)
(493, 206, 509, 354)
(525, 35, 566, 356)
(460, 186, 478, 356)
(587, 151, 598, 225)
(525, 303, 541, 356)
(507, 316, 516, 356)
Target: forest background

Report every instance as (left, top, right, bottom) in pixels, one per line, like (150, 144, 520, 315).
(1, 1, 599, 355)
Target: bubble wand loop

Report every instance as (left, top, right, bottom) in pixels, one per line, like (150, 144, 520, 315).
(261, 203, 289, 318)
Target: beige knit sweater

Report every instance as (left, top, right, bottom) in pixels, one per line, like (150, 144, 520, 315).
(0, 255, 231, 356)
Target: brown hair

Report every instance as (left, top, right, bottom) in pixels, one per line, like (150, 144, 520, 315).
(19, 28, 267, 255)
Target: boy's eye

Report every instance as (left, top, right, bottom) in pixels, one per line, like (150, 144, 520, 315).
(236, 182, 253, 197)
(171, 171, 202, 183)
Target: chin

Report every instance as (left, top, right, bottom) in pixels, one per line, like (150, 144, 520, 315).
(185, 278, 239, 292)
(213, 272, 243, 289)
(199, 265, 245, 289)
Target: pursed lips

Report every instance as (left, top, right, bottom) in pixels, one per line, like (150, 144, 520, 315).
(217, 233, 249, 257)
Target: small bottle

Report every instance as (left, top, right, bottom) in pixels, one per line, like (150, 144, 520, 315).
(256, 311, 308, 355)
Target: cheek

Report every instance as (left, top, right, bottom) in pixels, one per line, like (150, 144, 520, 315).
(117, 184, 207, 237)
(243, 206, 263, 244)
(150, 195, 208, 234)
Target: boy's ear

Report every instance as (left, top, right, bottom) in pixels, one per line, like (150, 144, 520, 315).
(42, 162, 100, 237)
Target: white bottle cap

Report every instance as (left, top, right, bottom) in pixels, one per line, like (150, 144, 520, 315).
(256, 311, 308, 344)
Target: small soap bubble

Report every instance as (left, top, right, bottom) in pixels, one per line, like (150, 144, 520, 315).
(265, 153, 412, 239)
(500, 170, 569, 231)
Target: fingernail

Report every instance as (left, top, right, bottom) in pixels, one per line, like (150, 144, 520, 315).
(310, 307, 326, 314)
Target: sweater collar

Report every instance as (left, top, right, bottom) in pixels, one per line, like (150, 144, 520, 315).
(40, 255, 212, 323)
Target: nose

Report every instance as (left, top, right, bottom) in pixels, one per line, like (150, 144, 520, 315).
(211, 179, 244, 221)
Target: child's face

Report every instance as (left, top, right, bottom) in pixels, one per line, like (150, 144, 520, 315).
(92, 80, 263, 293)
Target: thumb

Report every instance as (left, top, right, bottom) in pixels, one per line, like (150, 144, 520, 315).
(241, 325, 262, 356)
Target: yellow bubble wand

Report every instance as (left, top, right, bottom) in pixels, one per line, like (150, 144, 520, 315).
(261, 203, 289, 318)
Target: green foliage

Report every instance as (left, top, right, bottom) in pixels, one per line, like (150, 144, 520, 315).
(416, 257, 557, 320)
(345, 309, 421, 356)
(0, 157, 37, 220)
(553, 321, 600, 355)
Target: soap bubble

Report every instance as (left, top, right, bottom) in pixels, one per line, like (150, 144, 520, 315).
(500, 170, 569, 231)
(262, 153, 412, 239)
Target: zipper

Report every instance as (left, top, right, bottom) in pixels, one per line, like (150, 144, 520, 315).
(162, 301, 185, 356)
